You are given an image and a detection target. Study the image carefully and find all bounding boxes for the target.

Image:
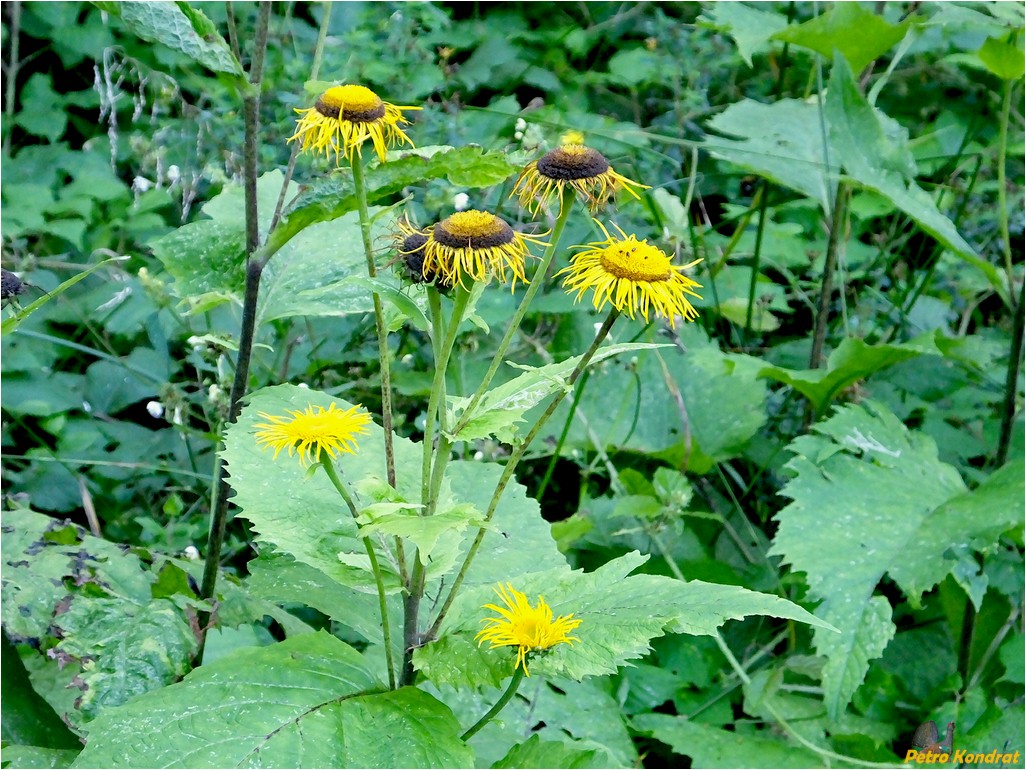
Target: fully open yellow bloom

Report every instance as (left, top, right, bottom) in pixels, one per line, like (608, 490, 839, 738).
(254, 402, 371, 466)
(557, 221, 702, 327)
(288, 84, 420, 164)
(475, 583, 581, 676)
(512, 136, 649, 215)
(399, 210, 546, 289)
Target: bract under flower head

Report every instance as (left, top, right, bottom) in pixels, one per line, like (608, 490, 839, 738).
(394, 216, 452, 292)
(417, 210, 546, 289)
(475, 583, 581, 676)
(288, 84, 421, 164)
(254, 402, 371, 466)
(557, 220, 702, 327)
(512, 141, 649, 215)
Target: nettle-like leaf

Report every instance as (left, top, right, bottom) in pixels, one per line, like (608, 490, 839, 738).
(72, 632, 473, 769)
(632, 713, 826, 768)
(358, 503, 491, 565)
(492, 734, 604, 769)
(698, 3, 789, 67)
(757, 333, 942, 416)
(770, 401, 1023, 720)
(222, 384, 567, 594)
(446, 342, 670, 443)
(415, 551, 832, 688)
(1, 509, 198, 727)
(93, 1, 242, 76)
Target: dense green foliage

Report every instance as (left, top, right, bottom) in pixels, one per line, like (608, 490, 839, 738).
(2, 2, 1023, 768)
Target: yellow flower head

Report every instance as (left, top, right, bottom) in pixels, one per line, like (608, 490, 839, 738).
(557, 220, 703, 327)
(512, 140, 649, 215)
(254, 402, 371, 466)
(402, 210, 547, 289)
(288, 84, 421, 164)
(475, 583, 581, 676)
(393, 216, 452, 292)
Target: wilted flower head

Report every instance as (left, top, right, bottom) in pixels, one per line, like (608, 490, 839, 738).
(254, 402, 371, 466)
(475, 583, 582, 676)
(288, 84, 420, 164)
(557, 220, 702, 327)
(512, 134, 649, 215)
(400, 210, 546, 289)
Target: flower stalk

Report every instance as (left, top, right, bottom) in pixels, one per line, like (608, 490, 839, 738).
(460, 667, 526, 741)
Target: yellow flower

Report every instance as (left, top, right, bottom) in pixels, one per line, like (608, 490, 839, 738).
(512, 137, 649, 215)
(254, 402, 371, 466)
(475, 583, 581, 676)
(401, 210, 546, 289)
(557, 220, 703, 327)
(288, 84, 421, 164)
(393, 216, 451, 291)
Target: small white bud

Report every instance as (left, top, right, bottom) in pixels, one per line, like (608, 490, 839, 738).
(132, 176, 153, 193)
(184, 545, 200, 560)
(207, 384, 222, 403)
(453, 192, 470, 211)
(474, 450, 485, 461)
(297, 382, 310, 389)
(172, 407, 183, 425)
(514, 131, 524, 140)
(167, 164, 181, 183)
(515, 118, 527, 131)
(146, 401, 165, 419)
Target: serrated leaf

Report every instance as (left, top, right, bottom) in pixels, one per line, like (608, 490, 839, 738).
(221, 384, 567, 594)
(358, 504, 491, 563)
(759, 334, 941, 416)
(492, 734, 603, 769)
(633, 713, 826, 768)
(268, 145, 516, 256)
(417, 551, 832, 686)
(825, 54, 981, 269)
(770, 401, 968, 719)
(94, 2, 241, 76)
(703, 99, 836, 212)
(447, 343, 670, 442)
(977, 35, 1025, 80)
(771, 3, 912, 74)
(699, 3, 789, 66)
(72, 632, 473, 768)
(0, 746, 81, 769)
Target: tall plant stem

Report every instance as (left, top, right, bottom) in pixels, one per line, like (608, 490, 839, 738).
(996, 79, 1016, 295)
(460, 667, 526, 741)
(427, 310, 619, 640)
(451, 190, 574, 437)
(320, 454, 396, 690)
(744, 182, 770, 338)
(808, 183, 848, 370)
(400, 287, 472, 686)
(199, 2, 270, 613)
(997, 281, 1024, 467)
(3, 1, 21, 157)
(350, 152, 398, 490)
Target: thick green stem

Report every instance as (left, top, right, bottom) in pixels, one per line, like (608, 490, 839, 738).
(997, 79, 1015, 294)
(460, 667, 527, 741)
(199, 2, 270, 622)
(744, 182, 770, 338)
(808, 183, 848, 370)
(351, 152, 397, 490)
(320, 453, 396, 690)
(997, 281, 1024, 467)
(452, 189, 574, 436)
(427, 310, 619, 640)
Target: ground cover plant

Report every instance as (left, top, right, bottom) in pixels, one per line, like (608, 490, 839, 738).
(1, 2, 1023, 768)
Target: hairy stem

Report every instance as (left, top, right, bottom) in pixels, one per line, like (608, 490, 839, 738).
(808, 183, 848, 370)
(427, 310, 619, 639)
(460, 667, 526, 741)
(320, 453, 396, 690)
(199, 2, 270, 616)
(997, 281, 1024, 467)
(452, 189, 574, 436)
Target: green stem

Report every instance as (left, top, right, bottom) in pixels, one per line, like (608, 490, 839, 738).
(808, 183, 848, 370)
(199, 2, 270, 625)
(351, 150, 406, 586)
(744, 181, 770, 338)
(319, 452, 396, 690)
(452, 189, 574, 436)
(997, 79, 1015, 294)
(351, 152, 397, 490)
(460, 667, 527, 741)
(427, 309, 619, 640)
(997, 281, 1025, 467)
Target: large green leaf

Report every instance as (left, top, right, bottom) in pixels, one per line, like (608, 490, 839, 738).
(267, 145, 518, 257)
(632, 714, 826, 768)
(72, 632, 473, 768)
(446, 343, 670, 443)
(492, 734, 603, 769)
(416, 551, 832, 687)
(772, 3, 913, 74)
(825, 55, 981, 269)
(92, 2, 241, 76)
(758, 334, 941, 416)
(770, 401, 971, 719)
(703, 99, 836, 212)
(0, 634, 80, 752)
(698, 3, 789, 66)
(221, 385, 567, 593)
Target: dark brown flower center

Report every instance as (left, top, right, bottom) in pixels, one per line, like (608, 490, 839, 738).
(536, 145, 610, 181)
(433, 211, 516, 250)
